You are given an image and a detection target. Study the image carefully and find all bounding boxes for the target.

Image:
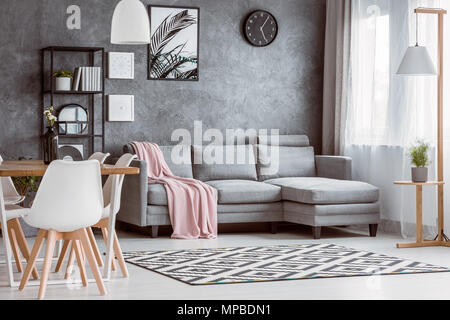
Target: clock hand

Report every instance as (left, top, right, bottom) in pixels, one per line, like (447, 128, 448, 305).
(260, 28, 268, 43)
(261, 16, 270, 30)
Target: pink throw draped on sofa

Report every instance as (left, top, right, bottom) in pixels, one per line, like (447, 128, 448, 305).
(130, 142, 218, 239)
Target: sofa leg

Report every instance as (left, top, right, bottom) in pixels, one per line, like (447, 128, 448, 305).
(270, 222, 278, 234)
(312, 226, 321, 240)
(151, 226, 158, 238)
(369, 224, 378, 237)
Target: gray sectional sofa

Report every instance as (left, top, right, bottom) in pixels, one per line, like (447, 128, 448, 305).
(116, 135, 380, 239)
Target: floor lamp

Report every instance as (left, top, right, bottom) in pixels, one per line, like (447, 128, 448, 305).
(397, 7, 449, 247)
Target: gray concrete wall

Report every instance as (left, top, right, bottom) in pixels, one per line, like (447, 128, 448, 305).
(0, 0, 326, 159)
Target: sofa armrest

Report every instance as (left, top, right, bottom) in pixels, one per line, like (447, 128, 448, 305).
(315, 156, 352, 180)
(115, 159, 148, 227)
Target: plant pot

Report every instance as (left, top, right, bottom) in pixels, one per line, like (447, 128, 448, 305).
(412, 167, 428, 183)
(55, 77, 71, 91)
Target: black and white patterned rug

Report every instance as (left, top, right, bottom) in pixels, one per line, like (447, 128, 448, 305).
(122, 243, 450, 285)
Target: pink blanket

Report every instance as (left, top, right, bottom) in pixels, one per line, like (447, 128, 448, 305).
(130, 142, 217, 239)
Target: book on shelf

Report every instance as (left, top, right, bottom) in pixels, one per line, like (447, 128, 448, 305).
(73, 66, 101, 92)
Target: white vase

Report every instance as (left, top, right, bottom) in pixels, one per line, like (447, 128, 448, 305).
(55, 77, 71, 91)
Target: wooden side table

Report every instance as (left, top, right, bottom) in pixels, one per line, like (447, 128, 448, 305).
(394, 181, 449, 248)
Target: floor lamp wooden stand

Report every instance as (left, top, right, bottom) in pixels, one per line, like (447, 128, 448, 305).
(395, 8, 449, 248)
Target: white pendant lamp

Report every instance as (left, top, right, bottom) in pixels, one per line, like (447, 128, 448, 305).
(111, 0, 150, 45)
(397, 45, 437, 75)
(397, 12, 437, 75)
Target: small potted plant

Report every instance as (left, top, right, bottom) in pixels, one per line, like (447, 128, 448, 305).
(409, 140, 431, 183)
(53, 70, 73, 91)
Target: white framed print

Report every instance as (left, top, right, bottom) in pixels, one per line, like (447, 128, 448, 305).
(108, 52, 135, 79)
(148, 5, 199, 81)
(108, 95, 134, 122)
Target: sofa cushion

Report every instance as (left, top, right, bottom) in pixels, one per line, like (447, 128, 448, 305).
(125, 144, 193, 178)
(147, 184, 168, 205)
(258, 135, 310, 147)
(192, 145, 257, 181)
(256, 145, 316, 181)
(206, 180, 281, 204)
(265, 177, 379, 205)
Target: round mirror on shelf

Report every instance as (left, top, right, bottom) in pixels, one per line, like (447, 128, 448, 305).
(57, 104, 89, 135)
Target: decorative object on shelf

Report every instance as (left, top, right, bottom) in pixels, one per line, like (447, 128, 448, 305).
(108, 95, 134, 122)
(108, 52, 135, 79)
(396, 8, 447, 247)
(53, 70, 73, 91)
(408, 140, 431, 183)
(43, 106, 59, 164)
(57, 104, 89, 135)
(244, 10, 278, 47)
(72, 67, 101, 91)
(148, 5, 199, 81)
(111, 0, 150, 45)
(58, 144, 84, 161)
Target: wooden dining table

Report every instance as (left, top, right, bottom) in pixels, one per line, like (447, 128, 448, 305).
(0, 160, 139, 177)
(0, 160, 139, 287)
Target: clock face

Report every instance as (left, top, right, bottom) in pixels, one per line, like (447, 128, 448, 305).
(244, 10, 278, 47)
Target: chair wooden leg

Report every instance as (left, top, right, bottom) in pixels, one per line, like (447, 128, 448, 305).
(113, 232, 128, 278)
(64, 244, 75, 280)
(55, 240, 70, 272)
(72, 240, 88, 287)
(19, 229, 46, 291)
(38, 230, 57, 299)
(8, 227, 23, 273)
(86, 227, 103, 267)
(101, 227, 116, 271)
(9, 219, 39, 280)
(78, 229, 106, 295)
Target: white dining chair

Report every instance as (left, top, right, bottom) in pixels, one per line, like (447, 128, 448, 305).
(14, 160, 106, 299)
(57, 154, 137, 279)
(0, 155, 38, 283)
(88, 152, 111, 164)
(53, 151, 110, 276)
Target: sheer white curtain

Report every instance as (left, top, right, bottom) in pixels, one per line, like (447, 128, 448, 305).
(345, 0, 450, 237)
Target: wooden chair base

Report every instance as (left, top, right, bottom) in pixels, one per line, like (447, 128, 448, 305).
(0, 218, 39, 280)
(19, 228, 106, 299)
(58, 218, 128, 279)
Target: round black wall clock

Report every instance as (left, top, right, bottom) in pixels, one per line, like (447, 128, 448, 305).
(244, 10, 278, 47)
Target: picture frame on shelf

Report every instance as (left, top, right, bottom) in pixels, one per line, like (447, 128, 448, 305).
(148, 5, 199, 81)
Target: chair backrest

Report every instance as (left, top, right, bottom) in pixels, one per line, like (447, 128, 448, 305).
(89, 152, 111, 164)
(0, 155, 21, 199)
(103, 154, 137, 216)
(24, 160, 103, 232)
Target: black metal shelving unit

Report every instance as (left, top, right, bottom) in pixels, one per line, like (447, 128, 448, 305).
(41, 46, 106, 158)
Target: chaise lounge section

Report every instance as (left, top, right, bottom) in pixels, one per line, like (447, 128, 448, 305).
(116, 135, 380, 239)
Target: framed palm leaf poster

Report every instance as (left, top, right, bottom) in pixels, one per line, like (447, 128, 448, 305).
(148, 5, 199, 81)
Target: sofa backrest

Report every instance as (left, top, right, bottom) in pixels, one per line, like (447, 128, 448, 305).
(255, 135, 316, 181)
(124, 144, 193, 178)
(192, 144, 258, 182)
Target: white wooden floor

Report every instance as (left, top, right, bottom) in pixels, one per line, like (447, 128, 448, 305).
(1, 226, 450, 300)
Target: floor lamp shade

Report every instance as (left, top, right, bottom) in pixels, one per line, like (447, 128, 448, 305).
(396, 45, 437, 75)
(111, 0, 150, 45)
